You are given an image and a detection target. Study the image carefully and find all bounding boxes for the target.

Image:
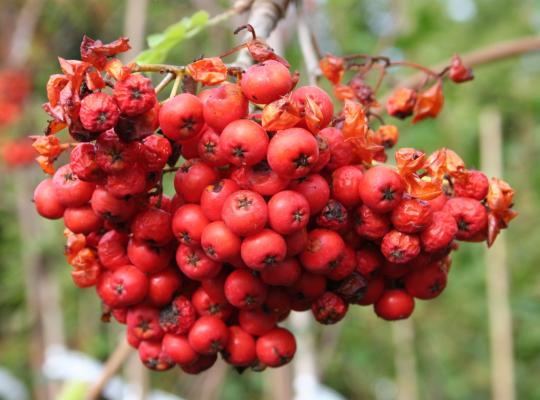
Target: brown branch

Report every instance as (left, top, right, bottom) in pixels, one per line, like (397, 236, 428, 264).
(403, 36, 540, 88)
(86, 338, 133, 400)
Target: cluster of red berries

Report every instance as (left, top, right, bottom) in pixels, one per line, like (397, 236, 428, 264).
(32, 36, 516, 374)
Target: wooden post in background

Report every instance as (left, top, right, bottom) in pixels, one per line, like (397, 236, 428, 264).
(479, 108, 515, 400)
(391, 319, 419, 400)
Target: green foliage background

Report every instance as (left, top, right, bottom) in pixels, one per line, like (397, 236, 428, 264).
(1, 0, 539, 399)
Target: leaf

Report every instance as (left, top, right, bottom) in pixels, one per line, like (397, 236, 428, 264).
(104, 58, 131, 81)
(246, 40, 290, 67)
(412, 80, 444, 123)
(262, 96, 301, 131)
(333, 84, 356, 101)
(304, 95, 324, 133)
(319, 54, 345, 85)
(341, 100, 382, 164)
(395, 148, 442, 200)
(46, 74, 69, 106)
(424, 148, 466, 182)
(187, 57, 227, 86)
(137, 11, 209, 64)
(80, 36, 130, 69)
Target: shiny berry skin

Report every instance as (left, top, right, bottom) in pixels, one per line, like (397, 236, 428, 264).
(224, 269, 268, 310)
(238, 308, 277, 336)
(98, 230, 130, 270)
(192, 286, 232, 320)
(312, 292, 348, 325)
(267, 128, 319, 179)
(147, 268, 182, 307)
(289, 271, 327, 300)
(355, 275, 385, 305)
(267, 190, 310, 235)
(95, 130, 140, 173)
(142, 134, 172, 172)
(201, 221, 241, 262)
(132, 208, 173, 246)
(63, 206, 102, 234)
(358, 166, 404, 213)
(331, 165, 364, 208)
(420, 211, 458, 253)
(443, 197, 488, 240)
(219, 119, 269, 167)
(317, 127, 353, 170)
(381, 230, 421, 264)
(202, 83, 248, 133)
(454, 170, 489, 200)
(172, 204, 209, 247)
(127, 239, 173, 273)
(176, 245, 222, 281)
(197, 127, 228, 166)
(53, 164, 96, 207)
(200, 179, 240, 221)
(241, 60, 292, 104)
(356, 246, 384, 277)
(327, 245, 356, 281)
(127, 305, 164, 341)
(105, 164, 147, 198)
(256, 327, 296, 367)
(291, 86, 334, 131)
(261, 257, 301, 286)
(285, 228, 308, 257)
(354, 204, 391, 240)
(288, 174, 330, 215)
(159, 93, 205, 142)
(70, 143, 102, 182)
(97, 265, 148, 308)
(181, 354, 217, 374)
(428, 193, 448, 211)
(159, 295, 197, 335)
(188, 315, 230, 355)
(113, 74, 157, 116)
(162, 334, 199, 366)
(391, 198, 433, 234)
(300, 229, 345, 274)
(243, 160, 290, 196)
(221, 190, 268, 236)
(33, 179, 65, 219)
(91, 187, 136, 222)
(79, 92, 120, 132)
(138, 341, 174, 371)
(316, 199, 348, 232)
(222, 326, 257, 367)
(381, 260, 410, 279)
(374, 290, 415, 320)
(174, 159, 219, 203)
(405, 262, 448, 300)
(180, 134, 201, 159)
(311, 134, 331, 172)
(241, 229, 287, 270)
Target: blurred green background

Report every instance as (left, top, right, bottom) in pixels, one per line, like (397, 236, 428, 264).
(0, 0, 539, 399)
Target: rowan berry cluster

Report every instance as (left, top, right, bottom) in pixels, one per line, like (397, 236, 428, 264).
(32, 33, 516, 374)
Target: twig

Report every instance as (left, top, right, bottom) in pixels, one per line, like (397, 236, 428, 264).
(296, 0, 320, 85)
(169, 73, 182, 98)
(86, 337, 133, 400)
(6, 0, 45, 66)
(154, 72, 176, 93)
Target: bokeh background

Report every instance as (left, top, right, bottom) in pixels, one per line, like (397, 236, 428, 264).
(0, 0, 539, 399)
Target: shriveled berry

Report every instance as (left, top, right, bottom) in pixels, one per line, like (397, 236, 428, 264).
(159, 295, 197, 335)
(312, 292, 348, 324)
(113, 74, 157, 116)
(80, 92, 120, 132)
(381, 230, 421, 264)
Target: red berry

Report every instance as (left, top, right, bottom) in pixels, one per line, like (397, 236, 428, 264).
(238, 308, 277, 336)
(127, 239, 173, 274)
(454, 170, 489, 200)
(405, 262, 448, 299)
(91, 187, 137, 222)
(127, 305, 164, 341)
(188, 315, 230, 355)
(105, 164, 147, 198)
(98, 230, 130, 270)
(159, 295, 197, 335)
(142, 134, 172, 172)
(202, 83, 248, 133)
(391, 198, 433, 234)
(159, 93, 205, 142)
(317, 127, 353, 170)
(219, 119, 269, 166)
(174, 159, 219, 204)
(356, 246, 384, 277)
(261, 257, 301, 286)
(147, 268, 182, 307)
(381, 230, 421, 264)
(420, 211, 458, 253)
(162, 334, 199, 366)
(172, 204, 209, 247)
(268, 190, 310, 235)
(355, 275, 385, 306)
(181, 354, 217, 374)
(201, 221, 241, 262)
(334, 272, 368, 303)
(64, 205, 102, 234)
(289, 271, 327, 300)
(192, 286, 233, 320)
(358, 166, 404, 213)
(200, 179, 240, 221)
(288, 174, 330, 215)
(241, 60, 292, 104)
(197, 127, 228, 166)
(223, 326, 257, 367)
(95, 130, 141, 173)
(113, 74, 157, 116)
(70, 143, 102, 182)
(353, 204, 391, 240)
(53, 164, 96, 207)
(224, 269, 268, 310)
(33, 179, 65, 219)
(443, 197, 488, 240)
(79, 92, 120, 132)
(374, 290, 415, 320)
(386, 87, 417, 119)
(256, 328, 296, 367)
(176, 245, 222, 281)
(138, 341, 174, 371)
(291, 86, 334, 131)
(97, 265, 148, 308)
(241, 229, 287, 270)
(331, 165, 364, 208)
(316, 199, 349, 231)
(311, 292, 348, 325)
(300, 229, 345, 274)
(267, 128, 319, 179)
(221, 190, 268, 236)
(131, 208, 173, 246)
(243, 160, 290, 196)
(327, 245, 356, 281)
(284, 227, 308, 257)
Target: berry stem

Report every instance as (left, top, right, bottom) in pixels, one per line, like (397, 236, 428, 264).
(169, 73, 182, 99)
(154, 72, 176, 93)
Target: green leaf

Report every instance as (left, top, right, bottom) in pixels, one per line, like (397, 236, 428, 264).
(137, 10, 209, 63)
